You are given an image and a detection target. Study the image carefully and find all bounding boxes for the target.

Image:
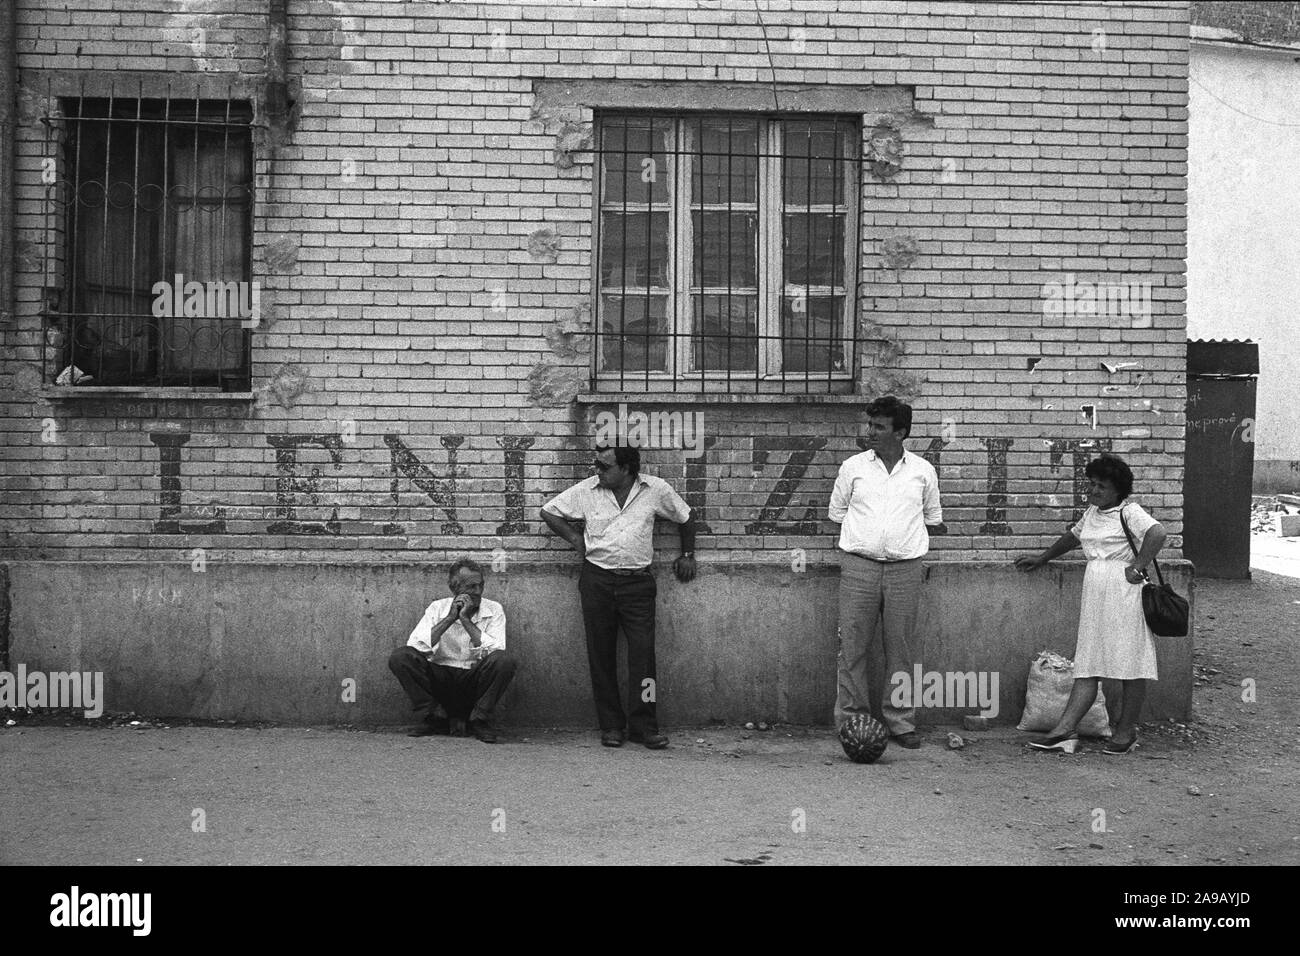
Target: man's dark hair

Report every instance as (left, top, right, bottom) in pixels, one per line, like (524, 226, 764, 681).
(1085, 455, 1135, 502)
(865, 395, 913, 440)
(595, 444, 640, 476)
(447, 556, 486, 583)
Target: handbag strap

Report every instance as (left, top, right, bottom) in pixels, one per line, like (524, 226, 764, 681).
(1119, 506, 1166, 587)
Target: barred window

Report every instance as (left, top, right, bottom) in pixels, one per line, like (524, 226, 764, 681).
(44, 96, 253, 390)
(595, 113, 859, 394)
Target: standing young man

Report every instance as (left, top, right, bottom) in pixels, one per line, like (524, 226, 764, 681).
(541, 446, 697, 749)
(828, 396, 944, 749)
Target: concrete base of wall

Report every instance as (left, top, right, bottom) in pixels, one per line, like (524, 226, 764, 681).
(1, 560, 1194, 727)
(1254, 459, 1300, 495)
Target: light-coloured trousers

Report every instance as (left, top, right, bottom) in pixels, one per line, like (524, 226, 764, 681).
(835, 553, 924, 734)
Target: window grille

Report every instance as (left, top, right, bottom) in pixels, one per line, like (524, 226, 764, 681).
(40, 87, 254, 390)
(594, 113, 860, 394)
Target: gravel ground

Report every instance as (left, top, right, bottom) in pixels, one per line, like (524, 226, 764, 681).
(2, 541, 1297, 866)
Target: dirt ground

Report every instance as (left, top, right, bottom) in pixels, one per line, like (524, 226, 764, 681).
(2, 537, 1298, 866)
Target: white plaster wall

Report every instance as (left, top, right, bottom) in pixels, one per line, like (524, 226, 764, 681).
(1188, 42, 1300, 463)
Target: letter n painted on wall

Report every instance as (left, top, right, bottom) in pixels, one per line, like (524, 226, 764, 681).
(383, 434, 463, 536)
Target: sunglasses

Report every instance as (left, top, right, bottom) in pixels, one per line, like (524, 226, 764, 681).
(592, 460, 613, 472)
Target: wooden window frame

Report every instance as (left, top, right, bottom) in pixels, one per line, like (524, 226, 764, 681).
(593, 111, 860, 394)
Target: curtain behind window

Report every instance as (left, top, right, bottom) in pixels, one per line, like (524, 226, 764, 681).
(163, 124, 251, 383)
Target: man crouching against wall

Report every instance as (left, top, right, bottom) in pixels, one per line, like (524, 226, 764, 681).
(541, 445, 697, 750)
(829, 396, 944, 749)
(388, 557, 517, 743)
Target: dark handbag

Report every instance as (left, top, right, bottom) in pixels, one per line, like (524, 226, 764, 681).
(1119, 508, 1189, 637)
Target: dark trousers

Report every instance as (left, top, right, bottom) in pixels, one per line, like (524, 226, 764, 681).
(387, 646, 517, 724)
(578, 561, 658, 735)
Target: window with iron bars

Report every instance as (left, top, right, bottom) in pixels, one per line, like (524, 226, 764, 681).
(594, 113, 860, 395)
(42, 95, 254, 391)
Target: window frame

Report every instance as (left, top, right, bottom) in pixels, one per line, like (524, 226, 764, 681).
(46, 93, 255, 392)
(592, 110, 860, 393)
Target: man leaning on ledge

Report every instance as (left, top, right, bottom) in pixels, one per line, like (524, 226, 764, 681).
(541, 445, 697, 751)
(388, 557, 517, 744)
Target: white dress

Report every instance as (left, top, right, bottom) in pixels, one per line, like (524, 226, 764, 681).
(1070, 502, 1160, 680)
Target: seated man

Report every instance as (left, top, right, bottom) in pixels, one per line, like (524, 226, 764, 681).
(387, 557, 517, 743)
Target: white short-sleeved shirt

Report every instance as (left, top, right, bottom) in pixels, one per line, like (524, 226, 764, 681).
(1070, 502, 1159, 562)
(406, 597, 506, 670)
(828, 450, 942, 560)
(542, 473, 691, 570)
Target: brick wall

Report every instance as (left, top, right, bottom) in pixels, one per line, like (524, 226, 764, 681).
(1191, 0, 1300, 44)
(0, 0, 1191, 566)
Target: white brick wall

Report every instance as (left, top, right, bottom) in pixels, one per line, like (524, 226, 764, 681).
(0, 0, 1191, 564)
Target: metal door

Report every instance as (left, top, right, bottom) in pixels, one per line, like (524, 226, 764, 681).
(1184, 340, 1258, 579)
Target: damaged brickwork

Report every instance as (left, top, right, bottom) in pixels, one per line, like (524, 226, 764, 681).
(880, 235, 920, 272)
(528, 364, 586, 407)
(866, 123, 904, 179)
(527, 228, 562, 263)
(530, 95, 594, 171)
(858, 320, 922, 401)
(258, 364, 312, 411)
(543, 305, 593, 359)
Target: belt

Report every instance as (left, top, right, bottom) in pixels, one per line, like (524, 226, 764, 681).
(585, 561, 651, 576)
(847, 552, 918, 564)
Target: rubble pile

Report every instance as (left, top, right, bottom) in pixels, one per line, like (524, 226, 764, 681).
(1250, 495, 1299, 535)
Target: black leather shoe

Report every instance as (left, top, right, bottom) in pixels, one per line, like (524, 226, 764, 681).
(468, 719, 498, 744)
(891, 731, 922, 749)
(1102, 729, 1139, 755)
(601, 729, 625, 748)
(407, 716, 450, 737)
(629, 731, 669, 750)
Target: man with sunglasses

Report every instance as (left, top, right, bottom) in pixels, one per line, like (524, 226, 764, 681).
(541, 446, 697, 750)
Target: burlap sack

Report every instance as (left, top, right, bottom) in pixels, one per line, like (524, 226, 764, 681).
(1017, 650, 1113, 738)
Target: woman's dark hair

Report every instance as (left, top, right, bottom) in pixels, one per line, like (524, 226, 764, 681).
(595, 444, 640, 476)
(1084, 455, 1134, 501)
(865, 395, 913, 440)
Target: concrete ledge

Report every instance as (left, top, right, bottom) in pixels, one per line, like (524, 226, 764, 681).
(40, 387, 256, 402)
(1, 560, 1194, 726)
(532, 79, 914, 115)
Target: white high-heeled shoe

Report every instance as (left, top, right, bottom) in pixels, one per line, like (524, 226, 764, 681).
(1027, 734, 1080, 754)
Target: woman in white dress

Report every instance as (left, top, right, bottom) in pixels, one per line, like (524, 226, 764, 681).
(1014, 455, 1168, 754)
